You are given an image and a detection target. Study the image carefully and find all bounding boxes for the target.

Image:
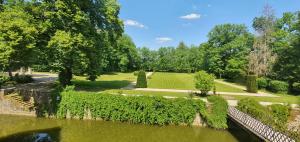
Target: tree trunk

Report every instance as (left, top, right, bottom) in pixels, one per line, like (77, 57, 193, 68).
(8, 67, 13, 78)
(59, 67, 73, 87)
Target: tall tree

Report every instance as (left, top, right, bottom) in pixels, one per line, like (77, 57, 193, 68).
(0, 5, 38, 77)
(249, 5, 277, 76)
(205, 24, 253, 79)
(272, 12, 300, 84)
(39, 0, 123, 85)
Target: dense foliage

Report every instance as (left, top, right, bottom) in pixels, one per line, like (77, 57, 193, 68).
(246, 75, 258, 93)
(57, 90, 205, 126)
(0, 0, 124, 86)
(136, 71, 147, 88)
(13, 74, 33, 84)
(268, 80, 289, 93)
(269, 104, 289, 124)
(257, 77, 269, 89)
(237, 98, 298, 140)
(0, 74, 9, 88)
(200, 96, 228, 129)
(194, 71, 215, 95)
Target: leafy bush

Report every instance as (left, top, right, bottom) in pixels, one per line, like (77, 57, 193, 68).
(257, 77, 269, 89)
(292, 82, 300, 94)
(246, 75, 257, 93)
(268, 80, 288, 93)
(200, 96, 228, 129)
(13, 74, 33, 84)
(0, 75, 10, 88)
(269, 104, 289, 124)
(194, 71, 215, 95)
(133, 71, 139, 76)
(237, 98, 271, 121)
(237, 98, 297, 140)
(136, 70, 147, 88)
(57, 90, 205, 126)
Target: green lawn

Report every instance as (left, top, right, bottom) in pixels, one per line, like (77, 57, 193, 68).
(147, 72, 245, 93)
(72, 72, 136, 91)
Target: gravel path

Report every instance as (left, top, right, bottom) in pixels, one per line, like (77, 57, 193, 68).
(133, 88, 277, 97)
(215, 79, 275, 97)
(120, 93, 298, 108)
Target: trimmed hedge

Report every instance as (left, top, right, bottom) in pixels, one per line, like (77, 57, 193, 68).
(136, 70, 147, 88)
(257, 77, 269, 89)
(268, 80, 288, 93)
(57, 90, 205, 126)
(200, 96, 228, 129)
(246, 75, 258, 93)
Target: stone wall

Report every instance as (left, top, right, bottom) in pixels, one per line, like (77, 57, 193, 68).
(0, 97, 36, 116)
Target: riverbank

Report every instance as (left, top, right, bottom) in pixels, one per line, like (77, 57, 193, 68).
(0, 114, 260, 142)
(56, 89, 228, 128)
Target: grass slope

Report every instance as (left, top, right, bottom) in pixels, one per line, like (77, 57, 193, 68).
(72, 72, 136, 91)
(148, 72, 245, 93)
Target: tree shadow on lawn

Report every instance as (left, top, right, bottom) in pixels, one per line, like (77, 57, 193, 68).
(72, 80, 131, 92)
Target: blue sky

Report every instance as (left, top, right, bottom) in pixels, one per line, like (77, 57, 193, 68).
(118, 0, 300, 49)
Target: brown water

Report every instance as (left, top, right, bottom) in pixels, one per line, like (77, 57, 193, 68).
(0, 115, 260, 142)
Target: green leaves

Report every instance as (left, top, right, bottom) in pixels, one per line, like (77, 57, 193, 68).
(200, 96, 228, 129)
(194, 71, 215, 95)
(57, 91, 206, 126)
(0, 7, 38, 69)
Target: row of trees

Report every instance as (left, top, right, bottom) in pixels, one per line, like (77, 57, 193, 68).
(137, 24, 253, 82)
(137, 7, 300, 91)
(1, 2, 299, 90)
(0, 0, 127, 86)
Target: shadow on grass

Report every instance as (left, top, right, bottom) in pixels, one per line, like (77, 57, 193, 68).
(72, 80, 131, 92)
(0, 127, 61, 142)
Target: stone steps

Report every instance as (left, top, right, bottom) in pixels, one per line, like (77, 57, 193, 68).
(4, 94, 34, 111)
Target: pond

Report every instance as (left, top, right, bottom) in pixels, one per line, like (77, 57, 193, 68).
(0, 115, 261, 142)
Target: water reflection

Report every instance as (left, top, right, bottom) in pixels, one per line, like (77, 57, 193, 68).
(0, 115, 259, 142)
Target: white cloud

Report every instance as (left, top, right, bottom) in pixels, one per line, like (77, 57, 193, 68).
(180, 13, 201, 20)
(124, 19, 147, 28)
(156, 37, 173, 43)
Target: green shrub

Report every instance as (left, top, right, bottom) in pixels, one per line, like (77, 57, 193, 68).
(57, 91, 205, 126)
(257, 77, 269, 89)
(0, 75, 9, 88)
(292, 82, 300, 94)
(237, 98, 297, 140)
(246, 75, 257, 93)
(13, 74, 33, 84)
(268, 80, 288, 93)
(133, 71, 139, 76)
(269, 104, 289, 124)
(194, 71, 215, 95)
(136, 70, 147, 88)
(237, 98, 271, 121)
(200, 96, 228, 129)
